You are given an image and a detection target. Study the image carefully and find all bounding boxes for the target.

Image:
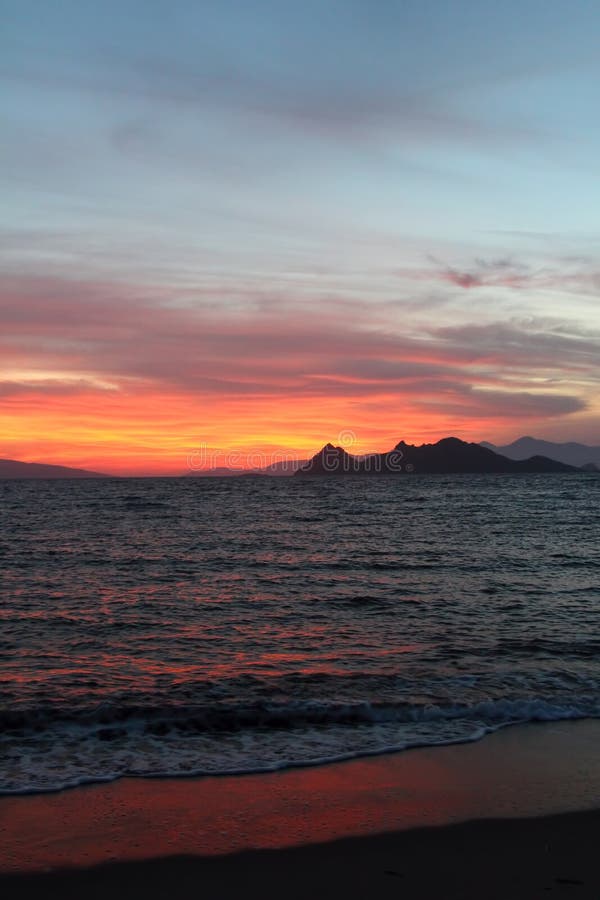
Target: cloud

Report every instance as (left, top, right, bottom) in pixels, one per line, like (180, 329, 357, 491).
(435, 321, 600, 372)
(1, 274, 596, 415)
(0, 377, 118, 398)
(429, 255, 600, 296)
(2, 26, 544, 156)
(414, 387, 586, 419)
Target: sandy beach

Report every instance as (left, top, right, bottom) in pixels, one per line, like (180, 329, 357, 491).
(1, 719, 599, 897)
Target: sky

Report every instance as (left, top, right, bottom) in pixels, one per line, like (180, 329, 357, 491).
(1, 0, 600, 474)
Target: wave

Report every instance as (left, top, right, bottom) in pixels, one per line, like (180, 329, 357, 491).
(4, 694, 600, 736)
(3, 694, 599, 795)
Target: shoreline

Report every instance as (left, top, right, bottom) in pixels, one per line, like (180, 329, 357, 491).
(1, 718, 600, 878)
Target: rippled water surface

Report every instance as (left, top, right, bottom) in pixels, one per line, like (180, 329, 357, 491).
(1, 474, 599, 792)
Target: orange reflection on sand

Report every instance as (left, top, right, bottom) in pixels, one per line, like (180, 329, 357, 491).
(0, 753, 455, 872)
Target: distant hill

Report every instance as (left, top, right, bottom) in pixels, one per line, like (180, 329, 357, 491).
(0, 458, 108, 479)
(187, 459, 308, 477)
(296, 437, 577, 476)
(258, 459, 308, 476)
(481, 436, 600, 469)
(187, 466, 248, 477)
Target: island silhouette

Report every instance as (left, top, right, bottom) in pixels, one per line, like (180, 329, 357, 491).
(295, 437, 578, 476)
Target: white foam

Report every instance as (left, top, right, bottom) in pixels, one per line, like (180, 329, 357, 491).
(3, 697, 599, 795)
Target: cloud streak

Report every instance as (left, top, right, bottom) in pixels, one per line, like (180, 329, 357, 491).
(3, 274, 599, 393)
(430, 256, 600, 296)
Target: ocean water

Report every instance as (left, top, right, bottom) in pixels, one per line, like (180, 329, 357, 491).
(1, 473, 599, 794)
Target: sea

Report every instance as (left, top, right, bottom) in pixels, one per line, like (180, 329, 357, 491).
(1, 473, 599, 794)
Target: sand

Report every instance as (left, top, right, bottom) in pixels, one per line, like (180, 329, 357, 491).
(1, 719, 600, 897)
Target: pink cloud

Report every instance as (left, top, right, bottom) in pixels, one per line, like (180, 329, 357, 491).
(0, 274, 595, 426)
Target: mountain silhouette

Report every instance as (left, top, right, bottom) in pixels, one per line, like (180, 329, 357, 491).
(296, 437, 578, 476)
(481, 436, 600, 469)
(0, 458, 108, 479)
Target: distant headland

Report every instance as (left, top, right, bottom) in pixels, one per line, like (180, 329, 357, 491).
(481, 436, 600, 470)
(295, 437, 585, 476)
(0, 459, 108, 480)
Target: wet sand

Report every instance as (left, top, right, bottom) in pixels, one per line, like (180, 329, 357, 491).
(2, 808, 599, 899)
(1, 720, 600, 897)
